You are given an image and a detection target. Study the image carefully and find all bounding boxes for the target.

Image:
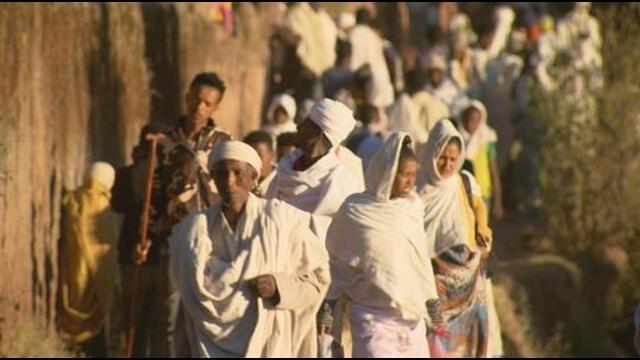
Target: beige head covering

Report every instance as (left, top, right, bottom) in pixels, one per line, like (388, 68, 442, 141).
(87, 162, 115, 190)
(365, 132, 413, 201)
(426, 52, 447, 71)
(267, 94, 297, 123)
(209, 141, 262, 178)
(418, 119, 471, 256)
(308, 98, 356, 147)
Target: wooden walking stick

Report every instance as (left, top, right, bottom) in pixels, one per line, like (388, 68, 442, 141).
(125, 133, 164, 358)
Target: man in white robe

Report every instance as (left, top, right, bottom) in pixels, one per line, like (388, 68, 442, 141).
(268, 98, 364, 239)
(267, 98, 363, 357)
(348, 8, 395, 108)
(169, 141, 331, 357)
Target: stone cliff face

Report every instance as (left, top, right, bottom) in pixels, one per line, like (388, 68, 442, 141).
(0, 2, 277, 332)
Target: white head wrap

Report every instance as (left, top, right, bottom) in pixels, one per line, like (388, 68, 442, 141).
(426, 52, 447, 71)
(87, 162, 115, 190)
(266, 94, 297, 124)
(209, 141, 262, 178)
(418, 119, 478, 256)
(308, 98, 356, 147)
(337, 12, 356, 32)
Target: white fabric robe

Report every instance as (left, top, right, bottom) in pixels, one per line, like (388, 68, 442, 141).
(327, 132, 438, 321)
(417, 120, 481, 257)
(169, 194, 331, 357)
(348, 24, 395, 108)
(268, 150, 363, 242)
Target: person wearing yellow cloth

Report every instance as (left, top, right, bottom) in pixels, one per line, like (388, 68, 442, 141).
(418, 119, 495, 357)
(58, 162, 118, 357)
(459, 99, 504, 220)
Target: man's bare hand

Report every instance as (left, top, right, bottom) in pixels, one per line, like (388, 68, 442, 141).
(133, 240, 151, 265)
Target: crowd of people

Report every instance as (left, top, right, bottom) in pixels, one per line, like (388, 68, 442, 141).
(56, 2, 610, 358)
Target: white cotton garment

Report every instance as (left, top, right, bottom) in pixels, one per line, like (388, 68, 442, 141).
(268, 149, 363, 243)
(263, 94, 298, 139)
(327, 132, 438, 322)
(348, 24, 395, 108)
(308, 98, 357, 148)
(418, 120, 481, 257)
(209, 141, 262, 176)
(168, 194, 330, 357)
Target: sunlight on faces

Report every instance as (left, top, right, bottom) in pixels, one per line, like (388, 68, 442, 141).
(248, 142, 274, 180)
(296, 118, 326, 155)
(273, 107, 290, 125)
(212, 159, 257, 207)
(185, 85, 222, 128)
(391, 157, 419, 199)
(436, 139, 461, 179)
(462, 107, 482, 135)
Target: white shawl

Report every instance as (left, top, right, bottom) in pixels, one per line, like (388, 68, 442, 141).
(268, 150, 363, 241)
(418, 120, 480, 257)
(286, 3, 335, 76)
(411, 90, 450, 136)
(169, 194, 330, 357)
(327, 132, 438, 322)
(387, 93, 429, 145)
(349, 24, 395, 108)
(458, 99, 498, 160)
(263, 94, 298, 139)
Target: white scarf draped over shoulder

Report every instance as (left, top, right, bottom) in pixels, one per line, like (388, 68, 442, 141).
(418, 120, 480, 257)
(269, 150, 363, 241)
(169, 194, 330, 357)
(327, 132, 438, 322)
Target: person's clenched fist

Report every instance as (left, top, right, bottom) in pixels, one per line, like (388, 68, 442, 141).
(248, 274, 278, 300)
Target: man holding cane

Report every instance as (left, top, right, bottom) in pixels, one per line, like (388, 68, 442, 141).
(123, 72, 231, 357)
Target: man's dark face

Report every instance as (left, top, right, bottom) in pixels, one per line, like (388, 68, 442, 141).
(296, 118, 326, 155)
(480, 31, 495, 50)
(185, 85, 222, 129)
(427, 68, 445, 87)
(463, 108, 482, 135)
(212, 159, 256, 208)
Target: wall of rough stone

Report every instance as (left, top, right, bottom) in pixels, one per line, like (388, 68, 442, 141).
(0, 2, 276, 335)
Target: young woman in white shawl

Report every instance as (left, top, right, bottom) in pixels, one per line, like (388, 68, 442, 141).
(262, 93, 298, 139)
(418, 119, 494, 357)
(168, 141, 330, 357)
(327, 132, 440, 357)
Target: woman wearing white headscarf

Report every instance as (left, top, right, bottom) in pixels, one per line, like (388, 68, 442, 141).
(327, 133, 438, 357)
(418, 119, 493, 358)
(459, 99, 503, 219)
(262, 94, 298, 139)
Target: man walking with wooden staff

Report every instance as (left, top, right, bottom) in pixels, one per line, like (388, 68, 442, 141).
(120, 72, 231, 357)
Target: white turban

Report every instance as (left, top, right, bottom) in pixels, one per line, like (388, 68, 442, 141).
(308, 98, 356, 147)
(267, 94, 297, 123)
(209, 141, 262, 177)
(337, 12, 356, 31)
(87, 162, 115, 190)
(426, 52, 447, 71)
